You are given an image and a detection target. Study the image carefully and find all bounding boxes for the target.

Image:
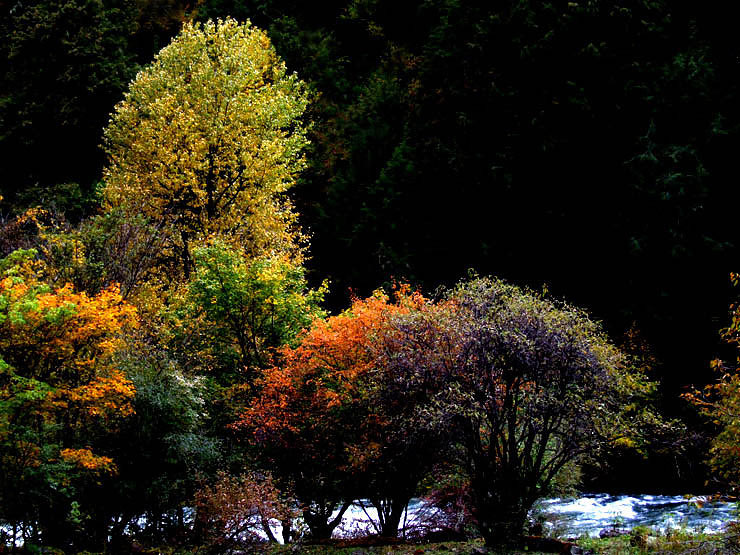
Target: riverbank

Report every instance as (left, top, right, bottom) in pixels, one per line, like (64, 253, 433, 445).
(251, 528, 738, 554)
(256, 526, 739, 554)
(10, 527, 738, 554)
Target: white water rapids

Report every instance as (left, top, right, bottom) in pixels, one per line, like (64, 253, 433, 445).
(535, 493, 738, 538)
(327, 494, 738, 539)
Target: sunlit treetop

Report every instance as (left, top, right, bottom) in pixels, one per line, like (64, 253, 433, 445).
(102, 18, 311, 278)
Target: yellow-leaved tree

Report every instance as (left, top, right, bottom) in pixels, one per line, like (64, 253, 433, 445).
(102, 18, 310, 279)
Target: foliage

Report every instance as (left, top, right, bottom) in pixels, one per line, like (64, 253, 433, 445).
(373, 277, 655, 547)
(685, 273, 740, 490)
(3, 0, 740, 422)
(179, 241, 326, 383)
(153, 241, 326, 472)
(196, 1, 740, 418)
(0, 0, 139, 215)
(0, 248, 138, 549)
(102, 17, 311, 279)
(238, 287, 427, 538)
(687, 365, 740, 489)
(5, 0, 740, 548)
(0, 0, 201, 218)
(0, 207, 172, 304)
(95, 340, 220, 549)
(574, 524, 740, 555)
(194, 470, 299, 549)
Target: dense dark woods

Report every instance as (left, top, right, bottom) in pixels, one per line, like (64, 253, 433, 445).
(3, 0, 740, 551)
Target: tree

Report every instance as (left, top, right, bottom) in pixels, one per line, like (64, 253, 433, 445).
(685, 272, 740, 490)
(154, 241, 325, 469)
(179, 241, 326, 384)
(237, 287, 428, 539)
(95, 341, 220, 550)
(208, 0, 740, 422)
(0, 207, 168, 301)
(0, 249, 138, 549)
(103, 18, 310, 279)
(373, 277, 655, 547)
(687, 364, 740, 491)
(194, 470, 298, 549)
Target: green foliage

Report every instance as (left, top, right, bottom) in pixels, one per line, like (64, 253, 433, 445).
(150, 242, 326, 529)
(174, 240, 326, 384)
(99, 345, 220, 547)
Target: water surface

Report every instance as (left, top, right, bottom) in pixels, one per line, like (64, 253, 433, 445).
(333, 494, 738, 539)
(536, 494, 737, 538)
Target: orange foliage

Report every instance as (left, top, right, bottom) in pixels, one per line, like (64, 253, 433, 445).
(2, 274, 134, 354)
(26, 283, 136, 369)
(238, 286, 426, 442)
(60, 448, 117, 474)
(1, 278, 138, 419)
(53, 371, 136, 418)
(0, 259, 139, 475)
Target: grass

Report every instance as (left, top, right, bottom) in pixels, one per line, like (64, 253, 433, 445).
(262, 539, 550, 554)
(255, 526, 740, 554)
(34, 524, 740, 554)
(574, 525, 740, 554)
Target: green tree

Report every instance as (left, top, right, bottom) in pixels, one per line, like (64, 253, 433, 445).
(173, 241, 326, 386)
(102, 345, 220, 549)
(103, 18, 311, 280)
(159, 241, 325, 514)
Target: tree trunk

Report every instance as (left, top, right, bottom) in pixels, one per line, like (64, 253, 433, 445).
(181, 230, 191, 279)
(372, 496, 410, 538)
(191, 505, 207, 546)
(39, 505, 71, 551)
(281, 518, 293, 544)
(303, 512, 333, 540)
(477, 511, 528, 548)
(109, 513, 134, 552)
(303, 501, 351, 540)
(471, 482, 531, 548)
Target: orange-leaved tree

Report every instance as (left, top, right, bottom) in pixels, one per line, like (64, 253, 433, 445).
(0, 248, 138, 547)
(685, 272, 740, 490)
(236, 286, 428, 540)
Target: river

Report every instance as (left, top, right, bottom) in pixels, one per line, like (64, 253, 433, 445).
(331, 494, 738, 539)
(536, 494, 738, 538)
